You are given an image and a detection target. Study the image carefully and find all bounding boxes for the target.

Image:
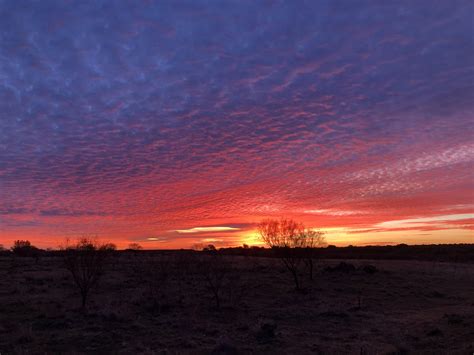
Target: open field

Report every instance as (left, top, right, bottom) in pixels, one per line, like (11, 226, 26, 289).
(1, 254, 473, 354)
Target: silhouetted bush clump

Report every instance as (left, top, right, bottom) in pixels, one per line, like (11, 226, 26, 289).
(360, 264, 378, 274)
(325, 262, 356, 273)
(198, 252, 235, 309)
(258, 218, 325, 290)
(61, 237, 112, 309)
(135, 254, 172, 314)
(11, 240, 42, 258)
(256, 321, 277, 343)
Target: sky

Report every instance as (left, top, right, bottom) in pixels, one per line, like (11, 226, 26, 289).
(0, 0, 473, 249)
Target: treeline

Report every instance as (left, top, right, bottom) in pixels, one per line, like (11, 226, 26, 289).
(2, 241, 473, 263)
(217, 243, 474, 263)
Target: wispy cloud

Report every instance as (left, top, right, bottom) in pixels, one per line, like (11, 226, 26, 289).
(174, 226, 241, 234)
(376, 214, 474, 229)
(304, 209, 364, 216)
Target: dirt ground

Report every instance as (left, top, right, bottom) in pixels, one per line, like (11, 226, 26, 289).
(0, 254, 473, 354)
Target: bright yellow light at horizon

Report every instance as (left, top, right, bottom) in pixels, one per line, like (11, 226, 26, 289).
(238, 229, 264, 246)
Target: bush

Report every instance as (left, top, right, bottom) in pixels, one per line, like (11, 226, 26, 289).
(258, 218, 325, 290)
(0, 244, 10, 256)
(126, 243, 142, 251)
(198, 253, 233, 309)
(324, 262, 356, 273)
(360, 264, 378, 274)
(11, 240, 41, 259)
(133, 253, 171, 313)
(172, 251, 197, 306)
(61, 238, 111, 309)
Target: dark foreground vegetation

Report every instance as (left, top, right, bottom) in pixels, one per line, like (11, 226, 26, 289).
(3, 241, 473, 263)
(0, 241, 473, 353)
(219, 243, 474, 263)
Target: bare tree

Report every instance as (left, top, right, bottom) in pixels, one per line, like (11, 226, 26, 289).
(133, 254, 171, 313)
(198, 252, 232, 309)
(61, 237, 110, 310)
(102, 243, 117, 251)
(303, 229, 326, 280)
(258, 218, 324, 290)
(172, 251, 196, 306)
(11, 240, 40, 257)
(127, 243, 142, 251)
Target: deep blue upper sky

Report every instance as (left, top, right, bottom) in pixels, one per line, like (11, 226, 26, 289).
(0, 0, 473, 247)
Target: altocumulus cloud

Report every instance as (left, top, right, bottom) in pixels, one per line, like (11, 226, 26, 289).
(0, 0, 473, 247)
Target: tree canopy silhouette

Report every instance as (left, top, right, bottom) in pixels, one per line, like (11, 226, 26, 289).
(258, 218, 325, 290)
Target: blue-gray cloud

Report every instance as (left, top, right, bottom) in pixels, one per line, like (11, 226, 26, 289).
(0, 0, 473, 242)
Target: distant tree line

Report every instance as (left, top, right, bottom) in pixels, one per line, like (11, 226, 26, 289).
(217, 242, 474, 263)
(3, 237, 473, 264)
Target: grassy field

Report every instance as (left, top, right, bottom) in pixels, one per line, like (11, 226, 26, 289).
(1, 253, 473, 354)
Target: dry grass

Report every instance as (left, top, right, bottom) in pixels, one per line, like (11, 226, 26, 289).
(0, 254, 473, 353)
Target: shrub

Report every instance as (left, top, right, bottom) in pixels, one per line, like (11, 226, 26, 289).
(258, 218, 325, 290)
(302, 230, 326, 280)
(360, 264, 378, 274)
(256, 321, 277, 343)
(126, 243, 142, 251)
(61, 237, 110, 309)
(324, 262, 356, 273)
(0, 244, 10, 256)
(11, 240, 41, 259)
(172, 251, 196, 306)
(198, 253, 232, 309)
(133, 254, 171, 313)
(102, 243, 117, 252)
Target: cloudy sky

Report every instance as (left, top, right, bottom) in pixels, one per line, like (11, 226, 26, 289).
(0, 0, 473, 248)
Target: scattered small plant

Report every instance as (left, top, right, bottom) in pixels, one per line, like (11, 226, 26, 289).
(256, 320, 277, 343)
(172, 251, 197, 306)
(360, 264, 378, 274)
(134, 253, 172, 314)
(198, 252, 233, 309)
(324, 262, 356, 273)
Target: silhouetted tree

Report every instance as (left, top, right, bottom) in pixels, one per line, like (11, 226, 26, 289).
(258, 218, 323, 290)
(127, 243, 142, 251)
(102, 243, 117, 251)
(11, 240, 41, 259)
(302, 229, 326, 280)
(172, 251, 196, 306)
(61, 237, 110, 309)
(134, 254, 171, 313)
(203, 244, 217, 252)
(0, 244, 9, 256)
(198, 253, 232, 309)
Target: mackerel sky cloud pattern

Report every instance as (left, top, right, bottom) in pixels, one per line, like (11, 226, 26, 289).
(0, 0, 473, 248)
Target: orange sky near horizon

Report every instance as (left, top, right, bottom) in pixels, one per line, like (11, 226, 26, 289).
(1, 1, 473, 249)
(2, 211, 473, 250)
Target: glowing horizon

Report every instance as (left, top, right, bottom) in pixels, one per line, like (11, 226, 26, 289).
(1, 1, 473, 250)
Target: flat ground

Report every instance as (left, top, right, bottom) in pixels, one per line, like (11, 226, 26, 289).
(0, 254, 473, 354)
